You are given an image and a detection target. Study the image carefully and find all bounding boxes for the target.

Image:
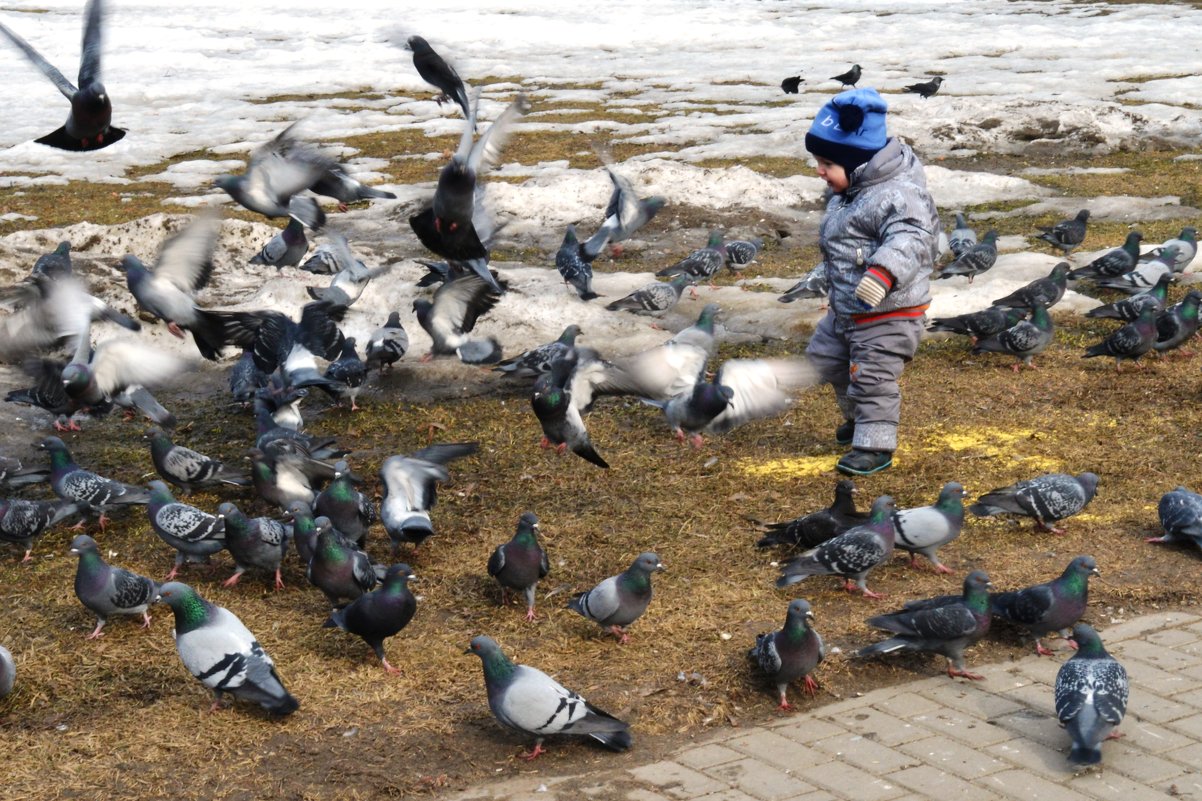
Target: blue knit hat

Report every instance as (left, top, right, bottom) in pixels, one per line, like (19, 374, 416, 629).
(805, 87, 889, 175)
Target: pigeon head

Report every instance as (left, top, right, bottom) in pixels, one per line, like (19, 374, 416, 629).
(466, 634, 505, 661)
(1067, 555, 1099, 578)
(518, 511, 540, 529)
(384, 563, 416, 583)
(1076, 472, 1100, 501)
(156, 582, 208, 625)
(867, 495, 896, 521)
(632, 552, 665, 574)
(285, 500, 312, 522)
(60, 364, 91, 397)
(69, 533, 99, 555)
(964, 570, 992, 592)
(36, 436, 67, 453)
(405, 35, 430, 53)
(786, 598, 814, 623)
(1067, 623, 1106, 655)
(558, 324, 583, 344)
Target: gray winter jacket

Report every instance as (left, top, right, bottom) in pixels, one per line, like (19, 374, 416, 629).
(816, 138, 939, 321)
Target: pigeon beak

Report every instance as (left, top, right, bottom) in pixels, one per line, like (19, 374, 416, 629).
(656, 562, 666, 572)
(805, 610, 815, 620)
(69, 547, 80, 555)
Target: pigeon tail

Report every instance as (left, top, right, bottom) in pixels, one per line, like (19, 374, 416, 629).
(457, 338, 502, 365)
(1068, 744, 1102, 765)
(288, 196, 325, 231)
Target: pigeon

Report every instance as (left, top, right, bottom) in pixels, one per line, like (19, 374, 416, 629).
(971, 302, 1054, 371)
(365, 312, 409, 371)
(970, 472, 1098, 535)
(0, 498, 80, 562)
(586, 155, 666, 256)
(568, 552, 665, 643)
(314, 461, 376, 548)
(776, 496, 897, 599)
(831, 64, 861, 87)
(1068, 232, 1144, 281)
(991, 262, 1070, 311)
(1140, 226, 1197, 273)
(927, 306, 1026, 342)
(494, 324, 582, 380)
(247, 301, 347, 393)
(0, 644, 12, 698)
(556, 224, 606, 301)
(323, 338, 367, 410)
(308, 166, 396, 211)
(308, 516, 379, 607)
(1082, 306, 1157, 370)
(947, 213, 977, 260)
(991, 556, 1100, 656)
(324, 563, 417, 674)
(1154, 290, 1202, 355)
(157, 581, 299, 715)
(4, 358, 86, 432)
(904, 76, 943, 98)
(218, 502, 290, 590)
(1091, 250, 1175, 294)
(755, 480, 868, 550)
(855, 571, 993, 680)
(0, 455, 49, 492)
(229, 348, 268, 405)
(488, 512, 550, 621)
(284, 501, 318, 565)
(1148, 486, 1202, 551)
(0, 0, 124, 151)
(213, 122, 333, 230)
(749, 599, 825, 709)
(781, 76, 803, 94)
(569, 328, 711, 412)
(724, 237, 764, 271)
(656, 231, 727, 283)
(1036, 209, 1090, 255)
(248, 447, 317, 511)
(605, 274, 693, 315)
(1085, 272, 1172, 321)
(936, 231, 998, 282)
(468, 635, 632, 760)
(306, 234, 394, 309)
(405, 35, 471, 120)
(39, 436, 149, 529)
(30, 241, 73, 280)
(0, 274, 140, 365)
(778, 265, 829, 303)
(892, 482, 967, 574)
(145, 427, 248, 494)
(145, 481, 226, 580)
(379, 443, 478, 554)
(249, 218, 308, 268)
(69, 534, 157, 639)
(1055, 624, 1128, 766)
(413, 271, 502, 364)
(532, 352, 609, 468)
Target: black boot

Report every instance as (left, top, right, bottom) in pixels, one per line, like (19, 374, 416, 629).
(837, 449, 893, 476)
(835, 420, 855, 446)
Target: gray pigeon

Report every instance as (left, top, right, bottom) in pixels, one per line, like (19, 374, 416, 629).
(928, 306, 1026, 343)
(307, 517, 378, 607)
(1055, 624, 1128, 766)
(31, 241, 73, 280)
(557, 224, 606, 301)
(157, 581, 299, 715)
(69, 533, 157, 639)
(749, 599, 825, 709)
(585, 163, 666, 256)
(969, 472, 1098, 534)
(314, 460, 376, 548)
(379, 443, 478, 554)
(724, 237, 763, 271)
(947, 213, 977, 259)
(39, 436, 149, 529)
(1091, 251, 1175, 294)
(365, 311, 409, 371)
(0, 644, 12, 698)
(494, 324, 582, 380)
(0, 455, 49, 492)
(468, 635, 632, 760)
(1153, 290, 1202, 355)
(1082, 306, 1157, 370)
(936, 230, 997, 282)
(309, 166, 396, 210)
(323, 563, 417, 674)
(145, 427, 248, 493)
(1139, 226, 1197, 272)
(412, 271, 502, 364)
(1084, 272, 1171, 321)
(213, 122, 332, 230)
(778, 264, 828, 303)
(1068, 231, 1143, 281)
(0, 498, 81, 562)
(990, 262, 1069, 311)
(306, 233, 393, 308)
(218, 502, 291, 590)
(250, 218, 308, 268)
(487, 512, 550, 621)
(892, 482, 966, 574)
(971, 303, 1054, 371)
(1036, 209, 1090, 255)
(323, 338, 368, 410)
(656, 230, 727, 283)
(568, 552, 664, 643)
(1148, 486, 1202, 552)
(855, 571, 993, 680)
(605, 274, 693, 315)
(146, 481, 226, 580)
(776, 496, 897, 599)
(991, 555, 1099, 655)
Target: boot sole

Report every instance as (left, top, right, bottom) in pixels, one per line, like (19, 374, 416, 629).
(836, 457, 894, 476)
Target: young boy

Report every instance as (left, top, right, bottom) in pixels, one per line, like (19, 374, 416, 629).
(802, 88, 939, 476)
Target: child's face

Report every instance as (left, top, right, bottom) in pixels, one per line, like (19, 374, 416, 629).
(814, 157, 849, 192)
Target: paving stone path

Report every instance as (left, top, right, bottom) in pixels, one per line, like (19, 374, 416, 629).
(451, 610, 1202, 801)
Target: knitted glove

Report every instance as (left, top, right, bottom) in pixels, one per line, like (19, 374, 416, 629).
(854, 267, 893, 310)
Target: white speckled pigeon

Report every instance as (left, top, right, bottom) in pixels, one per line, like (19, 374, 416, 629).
(1, 498, 80, 562)
(990, 262, 1069, 311)
(777, 496, 897, 599)
(218, 501, 291, 590)
(145, 427, 247, 494)
(146, 481, 225, 580)
(971, 303, 1054, 371)
(39, 436, 149, 529)
(494, 325, 581, 380)
(557, 224, 606, 301)
(778, 264, 828, 304)
(749, 598, 825, 709)
(605, 274, 693, 315)
(1084, 272, 1171, 321)
(1055, 624, 1128, 766)
(70, 533, 157, 639)
(892, 482, 966, 574)
(724, 237, 763, 271)
(970, 472, 1098, 534)
(488, 512, 550, 621)
(1068, 231, 1143, 281)
(569, 552, 665, 643)
(937, 230, 997, 282)
(656, 230, 727, 284)
(947, 212, 977, 259)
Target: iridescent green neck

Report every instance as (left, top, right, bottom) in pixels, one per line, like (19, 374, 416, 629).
(172, 591, 209, 634)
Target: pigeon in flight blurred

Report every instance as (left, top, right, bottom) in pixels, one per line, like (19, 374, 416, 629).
(587, 157, 667, 257)
(556, 224, 606, 301)
(309, 166, 396, 211)
(412, 271, 502, 364)
(778, 265, 829, 303)
(0, 0, 124, 150)
(831, 64, 861, 87)
(305, 233, 393, 308)
(532, 351, 609, 468)
(213, 122, 333, 230)
(1035, 209, 1090, 255)
(904, 76, 943, 98)
(405, 35, 471, 120)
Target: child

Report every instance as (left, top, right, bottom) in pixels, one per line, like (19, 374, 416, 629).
(802, 88, 939, 476)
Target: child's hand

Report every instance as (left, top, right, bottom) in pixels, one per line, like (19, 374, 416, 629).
(855, 268, 892, 309)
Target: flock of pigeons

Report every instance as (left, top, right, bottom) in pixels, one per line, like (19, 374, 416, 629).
(780, 63, 944, 99)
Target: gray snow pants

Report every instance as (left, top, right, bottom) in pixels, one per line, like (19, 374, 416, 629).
(805, 310, 924, 453)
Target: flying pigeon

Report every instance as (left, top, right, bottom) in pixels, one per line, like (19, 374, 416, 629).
(405, 35, 471, 120)
(991, 262, 1070, 311)
(249, 218, 308, 268)
(776, 496, 897, 599)
(991, 555, 1100, 655)
(213, 122, 333, 230)
(831, 64, 861, 87)
(892, 482, 966, 574)
(218, 502, 291, 590)
(494, 324, 582, 380)
(0, 498, 80, 562)
(724, 237, 764, 271)
(587, 153, 666, 257)
(749, 599, 825, 709)
(145, 427, 248, 494)
(1084, 272, 1171, 321)
(69, 534, 157, 639)
(970, 472, 1098, 534)
(0, 455, 49, 492)
(245, 300, 347, 394)
(1055, 624, 1128, 766)
(1148, 486, 1202, 551)
(379, 442, 478, 554)
(0, 0, 124, 150)
(487, 512, 550, 621)
(305, 233, 394, 308)
(1139, 226, 1197, 272)
(39, 436, 149, 529)
(307, 517, 379, 607)
(755, 480, 867, 550)
(781, 76, 802, 94)
(365, 311, 409, 371)
(324, 563, 417, 674)
(855, 571, 993, 680)
(605, 274, 693, 315)
(322, 337, 367, 410)
(0, 644, 12, 698)
(309, 166, 396, 211)
(927, 306, 1026, 343)
(1082, 306, 1157, 370)
(556, 224, 606, 301)
(145, 481, 226, 580)
(971, 302, 1054, 371)
(314, 461, 376, 548)
(468, 635, 631, 760)
(532, 351, 608, 468)
(1068, 232, 1144, 281)
(778, 265, 829, 303)
(656, 231, 727, 284)
(413, 271, 502, 364)
(569, 552, 664, 644)
(904, 76, 943, 98)
(569, 326, 711, 412)
(947, 213, 977, 260)
(157, 581, 299, 715)
(1036, 209, 1090, 255)
(936, 230, 997, 282)
(248, 447, 317, 511)
(1154, 290, 1202, 355)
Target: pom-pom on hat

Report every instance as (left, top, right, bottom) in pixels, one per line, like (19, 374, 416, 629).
(805, 87, 889, 176)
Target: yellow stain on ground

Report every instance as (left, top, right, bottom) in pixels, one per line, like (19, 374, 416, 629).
(738, 454, 838, 479)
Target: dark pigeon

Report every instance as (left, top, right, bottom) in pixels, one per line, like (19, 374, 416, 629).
(309, 166, 396, 210)
(947, 212, 977, 259)
(323, 337, 368, 411)
(1154, 290, 1202, 355)
(365, 311, 409, 371)
(249, 218, 308, 268)
(213, 122, 333, 230)
(307, 517, 378, 607)
(314, 461, 376, 548)
(1092, 248, 1176, 294)
(69, 533, 157, 639)
(145, 427, 248, 493)
(605, 274, 693, 315)
(1055, 624, 1128, 766)
(556, 224, 605, 301)
(569, 552, 664, 644)
(656, 230, 727, 283)
(324, 563, 417, 674)
(904, 76, 943, 98)
(1082, 306, 1157, 370)
(468, 635, 632, 760)
(970, 472, 1098, 534)
(831, 64, 861, 87)
(755, 479, 867, 550)
(494, 324, 582, 380)
(1068, 231, 1144, 281)
(776, 496, 897, 599)
(146, 481, 225, 580)
(379, 443, 478, 554)
(532, 352, 608, 468)
(285, 501, 318, 565)
(0, 455, 49, 492)
(780, 76, 802, 94)
(936, 230, 997, 282)
(229, 348, 268, 406)
(31, 241, 73, 280)
(991, 262, 1069, 311)
(157, 581, 299, 716)
(406, 35, 471, 120)
(218, 502, 291, 590)
(1148, 486, 1202, 552)
(0, 498, 80, 562)
(991, 555, 1099, 655)
(1085, 272, 1171, 321)
(39, 436, 149, 529)
(749, 599, 824, 709)
(855, 571, 993, 680)
(1036, 209, 1090, 255)
(487, 512, 550, 621)
(892, 482, 966, 574)
(927, 306, 1026, 342)
(971, 303, 1054, 371)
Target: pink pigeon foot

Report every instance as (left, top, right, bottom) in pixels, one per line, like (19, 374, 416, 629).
(518, 743, 546, 761)
(948, 667, 985, 680)
(381, 658, 401, 675)
(802, 674, 819, 697)
(167, 322, 185, 339)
